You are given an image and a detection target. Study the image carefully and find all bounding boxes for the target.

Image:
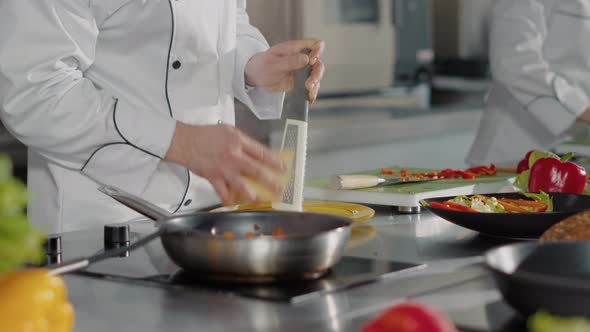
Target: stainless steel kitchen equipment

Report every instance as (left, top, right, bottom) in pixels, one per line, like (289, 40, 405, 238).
(246, 0, 432, 98)
(55, 222, 423, 303)
(48, 227, 164, 276)
(273, 49, 312, 212)
(248, 0, 395, 94)
(99, 185, 353, 282)
(393, 0, 434, 86)
(433, 0, 493, 77)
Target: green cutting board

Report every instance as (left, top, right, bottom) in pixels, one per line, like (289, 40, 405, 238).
(305, 166, 516, 207)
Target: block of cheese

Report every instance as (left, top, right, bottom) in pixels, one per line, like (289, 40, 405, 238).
(236, 150, 294, 203)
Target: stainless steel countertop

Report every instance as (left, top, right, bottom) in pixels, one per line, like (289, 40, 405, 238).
(63, 207, 525, 332)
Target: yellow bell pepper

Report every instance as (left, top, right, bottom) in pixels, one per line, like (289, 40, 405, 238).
(0, 269, 74, 332)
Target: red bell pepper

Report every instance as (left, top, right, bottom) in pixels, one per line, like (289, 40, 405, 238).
(429, 201, 478, 213)
(528, 157, 587, 194)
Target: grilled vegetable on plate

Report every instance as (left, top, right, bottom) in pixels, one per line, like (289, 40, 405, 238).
(422, 192, 590, 239)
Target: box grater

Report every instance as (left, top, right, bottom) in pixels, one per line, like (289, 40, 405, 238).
(272, 50, 312, 212)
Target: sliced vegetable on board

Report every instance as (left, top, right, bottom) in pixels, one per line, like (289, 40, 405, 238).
(380, 164, 497, 180)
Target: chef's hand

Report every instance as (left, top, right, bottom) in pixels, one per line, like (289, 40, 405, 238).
(164, 122, 284, 206)
(579, 107, 590, 123)
(245, 39, 326, 103)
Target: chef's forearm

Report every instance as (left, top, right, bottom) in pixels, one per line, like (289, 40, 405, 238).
(164, 122, 192, 166)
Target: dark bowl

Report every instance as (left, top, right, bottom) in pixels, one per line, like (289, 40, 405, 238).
(485, 242, 590, 317)
(424, 192, 590, 239)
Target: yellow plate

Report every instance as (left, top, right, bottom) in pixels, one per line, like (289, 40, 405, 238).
(210, 200, 375, 222)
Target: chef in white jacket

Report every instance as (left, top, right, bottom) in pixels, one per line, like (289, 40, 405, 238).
(467, 0, 590, 165)
(0, 1, 325, 233)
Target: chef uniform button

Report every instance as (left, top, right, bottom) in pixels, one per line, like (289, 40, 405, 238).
(172, 60, 182, 69)
(184, 199, 192, 207)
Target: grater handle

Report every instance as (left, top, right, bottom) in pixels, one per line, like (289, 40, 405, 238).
(290, 48, 313, 122)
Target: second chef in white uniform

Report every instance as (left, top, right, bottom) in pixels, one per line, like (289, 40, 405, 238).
(0, 0, 325, 233)
(468, 0, 590, 165)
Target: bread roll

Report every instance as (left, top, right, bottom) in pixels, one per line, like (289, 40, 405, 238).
(540, 210, 590, 241)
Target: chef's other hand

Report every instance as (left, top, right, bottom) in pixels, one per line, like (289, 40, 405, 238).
(579, 107, 590, 123)
(245, 39, 326, 104)
(164, 122, 285, 206)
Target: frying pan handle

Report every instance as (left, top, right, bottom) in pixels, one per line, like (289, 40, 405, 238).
(48, 257, 90, 276)
(49, 228, 164, 275)
(98, 185, 173, 221)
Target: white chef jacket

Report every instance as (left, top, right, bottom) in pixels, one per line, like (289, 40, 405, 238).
(467, 0, 590, 165)
(0, 0, 284, 233)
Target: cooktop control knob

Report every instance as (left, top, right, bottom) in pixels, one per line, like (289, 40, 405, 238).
(43, 235, 62, 254)
(42, 235, 62, 265)
(104, 223, 131, 257)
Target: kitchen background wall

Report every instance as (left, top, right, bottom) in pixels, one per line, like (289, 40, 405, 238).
(237, 0, 495, 177)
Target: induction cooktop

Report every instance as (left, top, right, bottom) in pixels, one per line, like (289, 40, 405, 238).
(46, 223, 426, 303)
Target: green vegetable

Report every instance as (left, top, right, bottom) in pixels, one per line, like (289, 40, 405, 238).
(522, 192, 554, 212)
(515, 169, 530, 191)
(0, 154, 12, 183)
(0, 154, 45, 274)
(529, 311, 590, 332)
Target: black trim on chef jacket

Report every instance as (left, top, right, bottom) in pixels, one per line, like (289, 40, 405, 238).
(165, 0, 176, 118)
(166, 0, 191, 213)
(82, 98, 162, 173)
(81, 142, 130, 172)
(112, 100, 162, 160)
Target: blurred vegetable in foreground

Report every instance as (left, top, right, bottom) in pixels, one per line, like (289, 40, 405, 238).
(0, 153, 45, 273)
(361, 301, 458, 332)
(529, 311, 590, 332)
(0, 269, 74, 332)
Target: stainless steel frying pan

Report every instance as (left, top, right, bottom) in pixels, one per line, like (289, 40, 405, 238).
(96, 185, 352, 282)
